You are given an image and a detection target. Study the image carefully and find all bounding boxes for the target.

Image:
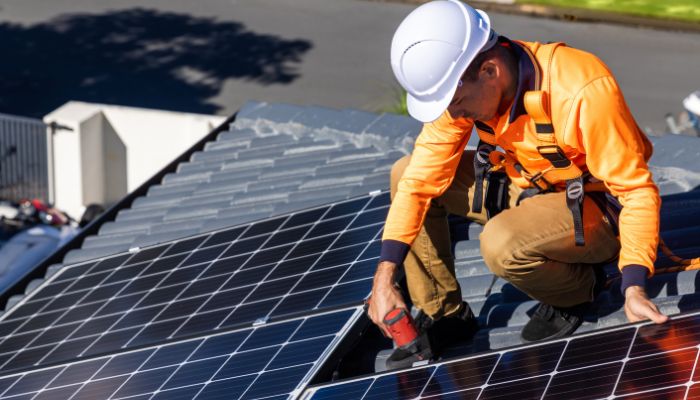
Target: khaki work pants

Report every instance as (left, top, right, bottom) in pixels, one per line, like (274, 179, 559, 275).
(390, 152, 621, 319)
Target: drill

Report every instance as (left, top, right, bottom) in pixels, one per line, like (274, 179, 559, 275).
(383, 308, 432, 362)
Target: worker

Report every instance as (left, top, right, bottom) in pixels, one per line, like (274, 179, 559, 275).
(367, 0, 668, 370)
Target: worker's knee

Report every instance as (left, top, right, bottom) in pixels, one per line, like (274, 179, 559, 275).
(480, 216, 518, 279)
(390, 155, 411, 200)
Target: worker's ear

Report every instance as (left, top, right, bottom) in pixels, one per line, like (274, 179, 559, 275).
(478, 60, 499, 81)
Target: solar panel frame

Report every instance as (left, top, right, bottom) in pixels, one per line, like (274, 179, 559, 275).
(0, 192, 390, 375)
(302, 310, 700, 400)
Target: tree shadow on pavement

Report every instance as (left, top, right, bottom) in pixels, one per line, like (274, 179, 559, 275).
(0, 8, 313, 117)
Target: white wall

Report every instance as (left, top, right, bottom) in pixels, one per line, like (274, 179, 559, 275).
(43, 102, 226, 220)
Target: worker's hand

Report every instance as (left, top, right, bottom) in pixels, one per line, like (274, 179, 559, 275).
(367, 261, 407, 338)
(624, 286, 668, 324)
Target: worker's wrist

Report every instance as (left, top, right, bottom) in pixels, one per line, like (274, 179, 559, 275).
(374, 261, 398, 286)
(620, 265, 648, 296)
(379, 239, 410, 265)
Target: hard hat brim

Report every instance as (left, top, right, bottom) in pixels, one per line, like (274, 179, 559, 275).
(406, 81, 459, 123)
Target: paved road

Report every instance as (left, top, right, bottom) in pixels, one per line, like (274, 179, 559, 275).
(0, 0, 698, 133)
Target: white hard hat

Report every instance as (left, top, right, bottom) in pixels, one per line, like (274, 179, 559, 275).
(391, 0, 497, 123)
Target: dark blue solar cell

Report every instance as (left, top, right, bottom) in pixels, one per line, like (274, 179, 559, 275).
(270, 288, 328, 318)
(66, 271, 110, 292)
(616, 347, 697, 396)
(267, 255, 317, 280)
(204, 254, 249, 278)
(52, 262, 96, 282)
(128, 244, 170, 264)
(180, 277, 226, 299)
(142, 339, 202, 370)
(32, 322, 81, 347)
(121, 274, 166, 296)
(242, 216, 288, 238)
(48, 358, 105, 388)
(240, 320, 301, 351)
(318, 279, 371, 308)
(4, 344, 54, 371)
(6, 299, 49, 319)
(142, 254, 188, 276)
(267, 225, 311, 247)
(294, 267, 343, 292)
(222, 299, 279, 327)
(269, 336, 334, 369)
(222, 236, 268, 258)
(282, 207, 327, 229)
(4, 367, 61, 397)
(114, 365, 178, 398)
(71, 375, 129, 400)
(422, 354, 499, 397)
(329, 226, 381, 250)
(559, 327, 634, 371)
(197, 375, 256, 400)
(129, 319, 186, 346)
(313, 244, 365, 270)
(112, 305, 166, 331)
(83, 327, 142, 357)
(359, 240, 381, 260)
(223, 266, 267, 289)
(307, 216, 354, 238)
(323, 198, 369, 220)
(44, 337, 96, 364)
(100, 293, 143, 315)
(30, 280, 71, 300)
(91, 253, 131, 273)
(162, 236, 207, 257)
(191, 331, 248, 361)
(202, 227, 245, 248)
(79, 283, 123, 304)
(159, 298, 207, 321)
(481, 374, 549, 400)
(242, 364, 310, 399)
(102, 262, 150, 285)
(20, 310, 64, 332)
(160, 264, 207, 287)
(349, 207, 388, 229)
(200, 287, 252, 313)
(42, 292, 86, 313)
(367, 192, 390, 208)
(94, 349, 155, 380)
(138, 284, 188, 306)
(309, 379, 372, 399)
(34, 385, 80, 400)
(0, 331, 36, 354)
(292, 310, 355, 341)
(151, 385, 203, 400)
(543, 362, 620, 400)
(242, 244, 294, 269)
(176, 309, 232, 337)
(287, 235, 335, 259)
(631, 314, 700, 358)
(163, 356, 225, 390)
(214, 346, 279, 380)
(363, 367, 435, 400)
(181, 244, 228, 267)
(340, 258, 378, 283)
(489, 341, 566, 384)
(246, 276, 300, 302)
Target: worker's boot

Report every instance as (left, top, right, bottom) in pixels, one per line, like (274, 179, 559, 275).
(385, 302, 479, 370)
(520, 302, 589, 343)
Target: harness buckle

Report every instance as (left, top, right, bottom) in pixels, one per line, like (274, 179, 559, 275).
(537, 145, 571, 169)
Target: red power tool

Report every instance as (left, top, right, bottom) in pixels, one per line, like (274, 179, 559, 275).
(383, 308, 420, 350)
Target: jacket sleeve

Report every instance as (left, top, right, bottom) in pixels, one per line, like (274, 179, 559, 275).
(379, 113, 473, 265)
(576, 75, 661, 279)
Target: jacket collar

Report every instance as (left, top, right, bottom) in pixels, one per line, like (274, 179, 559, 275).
(507, 38, 540, 123)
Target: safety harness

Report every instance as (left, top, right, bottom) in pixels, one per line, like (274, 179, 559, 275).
(472, 42, 588, 246)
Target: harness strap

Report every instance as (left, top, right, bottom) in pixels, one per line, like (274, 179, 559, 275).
(565, 177, 585, 246)
(472, 140, 495, 214)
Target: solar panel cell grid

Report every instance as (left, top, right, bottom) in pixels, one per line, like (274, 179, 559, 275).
(304, 312, 700, 400)
(0, 308, 361, 400)
(0, 193, 390, 376)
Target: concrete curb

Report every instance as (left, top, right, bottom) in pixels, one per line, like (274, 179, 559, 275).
(367, 0, 700, 33)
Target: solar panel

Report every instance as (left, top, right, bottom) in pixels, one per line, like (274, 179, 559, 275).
(0, 192, 389, 376)
(302, 311, 700, 400)
(0, 307, 363, 400)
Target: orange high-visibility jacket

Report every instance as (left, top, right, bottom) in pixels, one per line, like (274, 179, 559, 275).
(380, 40, 660, 278)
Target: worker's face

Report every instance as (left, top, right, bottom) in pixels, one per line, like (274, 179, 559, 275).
(447, 62, 502, 122)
